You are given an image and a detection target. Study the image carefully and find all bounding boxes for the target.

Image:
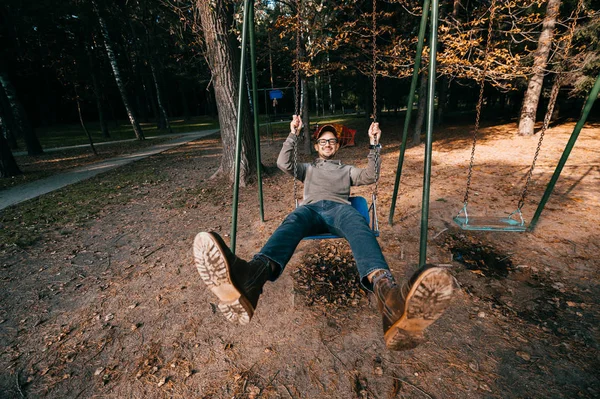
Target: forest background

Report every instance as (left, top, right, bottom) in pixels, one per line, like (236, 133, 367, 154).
(1, 0, 599, 182)
(1, 1, 600, 398)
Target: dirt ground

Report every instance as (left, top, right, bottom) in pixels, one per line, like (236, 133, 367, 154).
(1, 118, 599, 398)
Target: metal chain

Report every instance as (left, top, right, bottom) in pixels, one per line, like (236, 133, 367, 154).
(293, 134, 299, 207)
(295, 0, 301, 116)
(373, 0, 380, 202)
(462, 0, 496, 206)
(372, 0, 377, 123)
(516, 0, 583, 211)
(374, 142, 380, 204)
(292, 0, 301, 207)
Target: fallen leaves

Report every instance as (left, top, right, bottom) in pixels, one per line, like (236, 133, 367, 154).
(293, 241, 366, 309)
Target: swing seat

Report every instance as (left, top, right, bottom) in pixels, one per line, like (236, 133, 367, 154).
(453, 215, 527, 232)
(303, 196, 380, 240)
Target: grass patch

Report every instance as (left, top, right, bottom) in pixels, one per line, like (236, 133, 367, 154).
(0, 166, 165, 249)
(19, 116, 219, 149)
(2, 136, 178, 192)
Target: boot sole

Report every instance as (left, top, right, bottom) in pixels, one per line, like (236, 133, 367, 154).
(193, 232, 254, 325)
(384, 267, 454, 350)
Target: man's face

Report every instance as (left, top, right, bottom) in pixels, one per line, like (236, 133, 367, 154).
(314, 131, 340, 160)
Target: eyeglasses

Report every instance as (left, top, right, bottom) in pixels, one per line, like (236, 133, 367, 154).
(317, 138, 338, 145)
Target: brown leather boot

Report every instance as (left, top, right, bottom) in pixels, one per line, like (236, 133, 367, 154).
(193, 231, 275, 325)
(373, 265, 454, 351)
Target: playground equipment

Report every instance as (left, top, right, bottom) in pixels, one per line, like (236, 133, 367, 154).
(228, 0, 472, 269)
(291, 0, 381, 241)
(453, 0, 586, 232)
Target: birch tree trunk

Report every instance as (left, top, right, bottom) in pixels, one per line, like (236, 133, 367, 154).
(196, 0, 256, 185)
(94, 4, 145, 140)
(518, 0, 561, 136)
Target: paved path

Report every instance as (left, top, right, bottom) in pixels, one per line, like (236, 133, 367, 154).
(0, 129, 219, 211)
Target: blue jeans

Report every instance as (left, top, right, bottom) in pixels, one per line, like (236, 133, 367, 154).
(256, 200, 389, 291)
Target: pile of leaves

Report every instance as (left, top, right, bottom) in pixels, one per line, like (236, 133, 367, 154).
(293, 241, 366, 308)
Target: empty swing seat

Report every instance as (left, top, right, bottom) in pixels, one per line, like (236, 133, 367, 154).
(303, 196, 380, 240)
(453, 215, 527, 232)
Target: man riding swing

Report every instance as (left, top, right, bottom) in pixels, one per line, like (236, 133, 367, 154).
(193, 115, 454, 351)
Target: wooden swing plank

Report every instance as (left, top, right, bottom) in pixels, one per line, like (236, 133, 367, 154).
(453, 216, 527, 232)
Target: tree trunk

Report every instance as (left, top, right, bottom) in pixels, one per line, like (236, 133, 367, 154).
(150, 61, 172, 133)
(328, 74, 334, 115)
(314, 74, 319, 117)
(76, 95, 98, 156)
(87, 44, 110, 138)
(413, 71, 428, 145)
(320, 75, 325, 116)
(0, 69, 43, 155)
(301, 77, 311, 154)
(196, 0, 257, 185)
(518, 0, 561, 136)
(436, 76, 448, 125)
(0, 117, 18, 150)
(0, 85, 19, 150)
(0, 132, 21, 178)
(180, 84, 191, 121)
(146, 76, 161, 127)
(94, 3, 145, 140)
(453, 0, 461, 18)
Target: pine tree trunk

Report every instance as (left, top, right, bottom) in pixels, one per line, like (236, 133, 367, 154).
(518, 0, 561, 136)
(0, 69, 43, 155)
(413, 72, 428, 145)
(94, 4, 145, 140)
(196, 0, 256, 185)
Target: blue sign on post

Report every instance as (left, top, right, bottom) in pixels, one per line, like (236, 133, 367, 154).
(269, 90, 284, 100)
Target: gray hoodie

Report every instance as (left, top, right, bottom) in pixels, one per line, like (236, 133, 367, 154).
(277, 133, 380, 205)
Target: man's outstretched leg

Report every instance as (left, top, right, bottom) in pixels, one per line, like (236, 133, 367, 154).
(193, 231, 276, 325)
(371, 265, 454, 351)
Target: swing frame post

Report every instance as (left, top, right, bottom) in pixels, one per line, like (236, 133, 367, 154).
(419, 0, 439, 268)
(389, 0, 430, 226)
(248, 2, 265, 223)
(231, 0, 253, 253)
(528, 73, 600, 231)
